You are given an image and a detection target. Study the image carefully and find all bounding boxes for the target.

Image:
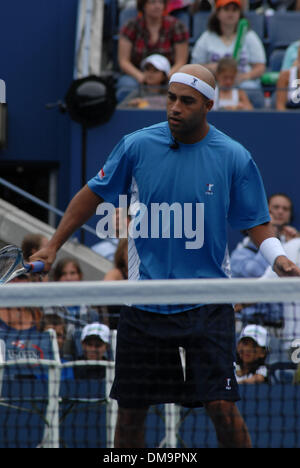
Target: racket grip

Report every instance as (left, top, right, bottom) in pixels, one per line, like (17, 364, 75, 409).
(27, 261, 45, 273)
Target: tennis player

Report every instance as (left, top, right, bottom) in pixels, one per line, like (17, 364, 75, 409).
(31, 64, 300, 448)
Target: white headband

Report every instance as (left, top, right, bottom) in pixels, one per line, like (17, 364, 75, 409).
(169, 72, 215, 100)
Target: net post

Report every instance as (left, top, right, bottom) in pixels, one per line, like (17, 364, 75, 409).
(38, 364, 61, 448)
(106, 330, 117, 448)
(39, 329, 61, 448)
(163, 404, 180, 448)
(106, 362, 118, 448)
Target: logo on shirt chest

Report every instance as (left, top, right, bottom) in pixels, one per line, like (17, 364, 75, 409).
(205, 183, 214, 195)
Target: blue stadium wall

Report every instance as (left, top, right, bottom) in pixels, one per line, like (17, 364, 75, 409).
(0, 0, 78, 211)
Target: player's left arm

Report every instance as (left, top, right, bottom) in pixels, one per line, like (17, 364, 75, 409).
(248, 222, 300, 277)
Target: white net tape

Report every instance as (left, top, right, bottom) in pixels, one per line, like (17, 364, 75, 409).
(1, 277, 300, 307)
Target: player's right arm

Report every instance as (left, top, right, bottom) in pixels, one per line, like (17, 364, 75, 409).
(30, 184, 103, 270)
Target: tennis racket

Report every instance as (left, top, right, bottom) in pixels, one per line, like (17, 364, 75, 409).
(232, 18, 249, 62)
(0, 244, 45, 285)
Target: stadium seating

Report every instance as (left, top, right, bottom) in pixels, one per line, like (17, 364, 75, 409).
(0, 329, 61, 448)
(118, 6, 137, 28)
(268, 47, 286, 71)
(245, 11, 265, 41)
(268, 362, 297, 384)
(171, 8, 191, 31)
(265, 12, 300, 55)
(0, 328, 60, 380)
(191, 11, 210, 44)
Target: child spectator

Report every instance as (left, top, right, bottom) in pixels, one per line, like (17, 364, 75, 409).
(121, 54, 170, 108)
(40, 312, 68, 357)
(40, 311, 74, 380)
(236, 324, 268, 384)
(74, 323, 111, 380)
(213, 57, 253, 110)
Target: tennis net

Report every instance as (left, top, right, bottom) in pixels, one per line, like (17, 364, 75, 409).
(1, 277, 300, 448)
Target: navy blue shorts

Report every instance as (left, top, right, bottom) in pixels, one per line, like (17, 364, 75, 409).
(110, 304, 240, 408)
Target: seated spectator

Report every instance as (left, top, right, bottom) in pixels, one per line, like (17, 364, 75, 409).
(231, 192, 297, 278)
(261, 237, 300, 353)
(116, 0, 189, 102)
(191, 0, 266, 107)
(231, 193, 298, 329)
(101, 238, 128, 329)
(0, 273, 42, 331)
(268, 192, 298, 242)
(276, 43, 300, 110)
(0, 306, 41, 332)
(40, 311, 68, 357)
(281, 39, 300, 71)
(39, 311, 74, 380)
(51, 257, 100, 336)
(74, 323, 111, 380)
(213, 57, 253, 109)
(236, 324, 268, 384)
(120, 54, 170, 109)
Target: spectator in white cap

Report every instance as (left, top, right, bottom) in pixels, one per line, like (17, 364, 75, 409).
(74, 323, 111, 379)
(122, 54, 171, 109)
(236, 324, 268, 384)
(81, 322, 110, 361)
(141, 54, 171, 87)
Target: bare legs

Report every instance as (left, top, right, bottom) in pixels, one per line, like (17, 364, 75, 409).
(114, 401, 251, 448)
(204, 400, 252, 448)
(114, 407, 149, 448)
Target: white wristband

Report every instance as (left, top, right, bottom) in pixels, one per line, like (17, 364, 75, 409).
(259, 237, 286, 268)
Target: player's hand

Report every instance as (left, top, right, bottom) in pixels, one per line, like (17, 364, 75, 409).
(273, 255, 300, 277)
(29, 245, 57, 272)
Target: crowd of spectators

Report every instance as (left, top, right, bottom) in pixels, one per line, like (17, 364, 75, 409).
(114, 0, 300, 110)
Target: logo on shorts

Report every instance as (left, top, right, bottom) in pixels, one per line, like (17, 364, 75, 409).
(99, 168, 105, 180)
(225, 378, 231, 390)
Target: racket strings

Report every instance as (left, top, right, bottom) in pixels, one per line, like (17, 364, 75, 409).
(0, 247, 20, 281)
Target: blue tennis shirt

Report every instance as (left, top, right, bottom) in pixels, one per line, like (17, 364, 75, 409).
(88, 122, 270, 313)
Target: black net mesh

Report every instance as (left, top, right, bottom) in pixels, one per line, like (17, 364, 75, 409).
(1, 282, 300, 448)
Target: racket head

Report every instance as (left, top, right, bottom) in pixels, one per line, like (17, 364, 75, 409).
(0, 245, 23, 284)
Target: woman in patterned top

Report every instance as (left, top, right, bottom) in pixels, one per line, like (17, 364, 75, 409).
(116, 0, 189, 101)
